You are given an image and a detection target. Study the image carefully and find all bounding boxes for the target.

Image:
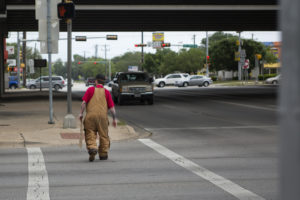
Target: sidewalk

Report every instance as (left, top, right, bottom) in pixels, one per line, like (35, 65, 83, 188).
(0, 95, 140, 148)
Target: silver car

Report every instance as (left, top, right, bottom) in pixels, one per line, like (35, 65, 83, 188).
(175, 75, 213, 87)
(26, 76, 65, 91)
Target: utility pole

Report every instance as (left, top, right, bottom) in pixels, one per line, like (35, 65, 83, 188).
(141, 31, 144, 71)
(193, 34, 196, 47)
(17, 32, 20, 88)
(22, 31, 27, 87)
(63, 0, 76, 128)
(95, 44, 98, 59)
(206, 32, 209, 77)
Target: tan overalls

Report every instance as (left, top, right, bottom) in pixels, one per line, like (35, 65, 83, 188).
(84, 87, 110, 157)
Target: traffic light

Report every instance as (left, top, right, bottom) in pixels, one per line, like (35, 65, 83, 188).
(106, 35, 118, 40)
(161, 43, 171, 47)
(134, 44, 147, 47)
(57, 2, 75, 19)
(78, 61, 82, 64)
(206, 56, 210, 61)
(19, 51, 22, 60)
(94, 61, 97, 64)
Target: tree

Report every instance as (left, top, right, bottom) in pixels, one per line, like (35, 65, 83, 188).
(53, 59, 66, 77)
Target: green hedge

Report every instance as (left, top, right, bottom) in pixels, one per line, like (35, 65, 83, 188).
(258, 73, 278, 80)
(211, 76, 217, 81)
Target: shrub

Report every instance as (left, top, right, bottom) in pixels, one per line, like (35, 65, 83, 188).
(258, 73, 278, 80)
(211, 76, 217, 81)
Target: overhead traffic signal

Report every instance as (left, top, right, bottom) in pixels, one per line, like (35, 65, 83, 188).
(161, 43, 171, 47)
(57, 2, 75, 19)
(134, 44, 147, 47)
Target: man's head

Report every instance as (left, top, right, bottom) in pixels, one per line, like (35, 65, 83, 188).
(95, 74, 106, 85)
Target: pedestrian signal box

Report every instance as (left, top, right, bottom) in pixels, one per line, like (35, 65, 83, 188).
(57, 2, 75, 19)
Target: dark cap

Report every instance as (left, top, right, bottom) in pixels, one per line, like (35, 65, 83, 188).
(95, 74, 106, 81)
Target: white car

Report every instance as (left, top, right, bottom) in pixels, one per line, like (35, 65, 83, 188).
(175, 75, 213, 87)
(265, 74, 281, 85)
(154, 73, 190, 87)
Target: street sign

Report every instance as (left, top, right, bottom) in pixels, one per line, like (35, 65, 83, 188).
(28, 59, 35, 74)
(7, 59, 16, 67)
(243, 59, 250, 69)
(183, 44, 198, 48)
(240, 49, 246, 58)
(75, 36, 87, 41)
(235, 52, 240, 61)
(6, 46, 14, 55)
(128, 66, 138, 72)
(35, 0, 60, 20)
(152, 32, 164, 49)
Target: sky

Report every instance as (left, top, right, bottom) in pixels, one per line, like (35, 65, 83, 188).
(6, 31, 281, 62)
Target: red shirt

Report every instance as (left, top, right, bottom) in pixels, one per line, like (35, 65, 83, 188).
(82, 85, 114, 109)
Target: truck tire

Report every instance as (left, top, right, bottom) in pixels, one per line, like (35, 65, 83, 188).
(30, 85, 36, 89)
(10, 85, 17, 89)
(148, 97, 154, 105)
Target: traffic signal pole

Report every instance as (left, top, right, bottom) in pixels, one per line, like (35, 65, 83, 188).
(206, 31, 209, 77)
(17, 32, 20, 88)
(47, 0, 54, 124)
(63, 1, 76, 129)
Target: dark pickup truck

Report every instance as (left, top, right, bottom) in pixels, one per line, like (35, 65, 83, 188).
(111, 72, 154, 105)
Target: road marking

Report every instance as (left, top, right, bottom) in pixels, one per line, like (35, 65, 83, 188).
(145, 125, 277, 131)
(27, 148, 50, 200)
(139, 139, 266, 200)
(213, 100, 277, 112)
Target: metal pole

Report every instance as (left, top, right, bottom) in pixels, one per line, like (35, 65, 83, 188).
(238, 32, 242, 81)
(141, 31, 144, 71)
(67, 19, 72, 114)
(95, 44, 98, 59)
(17, 32, 20, 88)
(47, 0, 54, 124)
(206, 31, 209, 77)
(280, 0, 300, 199)
(22, 31, 26, 87)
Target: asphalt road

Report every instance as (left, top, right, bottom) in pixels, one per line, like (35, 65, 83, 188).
(0, 86, 279, 200)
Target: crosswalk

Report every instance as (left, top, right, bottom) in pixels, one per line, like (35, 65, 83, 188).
(8, 139, 270, 200)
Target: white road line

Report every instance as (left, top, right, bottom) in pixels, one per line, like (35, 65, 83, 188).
(213, 100, 277, 112)
(27, 148, 50, 200)
(145, 125, 277, 131)
(139, 139, 266, 200)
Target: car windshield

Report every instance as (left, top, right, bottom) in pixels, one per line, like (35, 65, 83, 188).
(120, 73, 149, 82)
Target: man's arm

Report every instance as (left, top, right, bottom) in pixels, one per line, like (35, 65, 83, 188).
(109, 107, 117, 127)
(79, 101, 86, 121)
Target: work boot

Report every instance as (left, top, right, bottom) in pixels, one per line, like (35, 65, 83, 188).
(88, 149, 97, 162)
(99, 155, 108, 160)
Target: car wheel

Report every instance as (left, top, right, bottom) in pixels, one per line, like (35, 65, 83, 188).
(203, 82, 209, 87)
(10, 85, 17, 89)
(198, 85, 203, 87)
(183, 82, 188, 87)
(30, 85, 36, 89)
(54, 84, 60, 91)
(272, 80, 278, 85)
(159, 82, 165, 88)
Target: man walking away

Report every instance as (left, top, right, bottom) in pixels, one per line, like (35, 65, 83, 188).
(79, 74, 117, 162)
